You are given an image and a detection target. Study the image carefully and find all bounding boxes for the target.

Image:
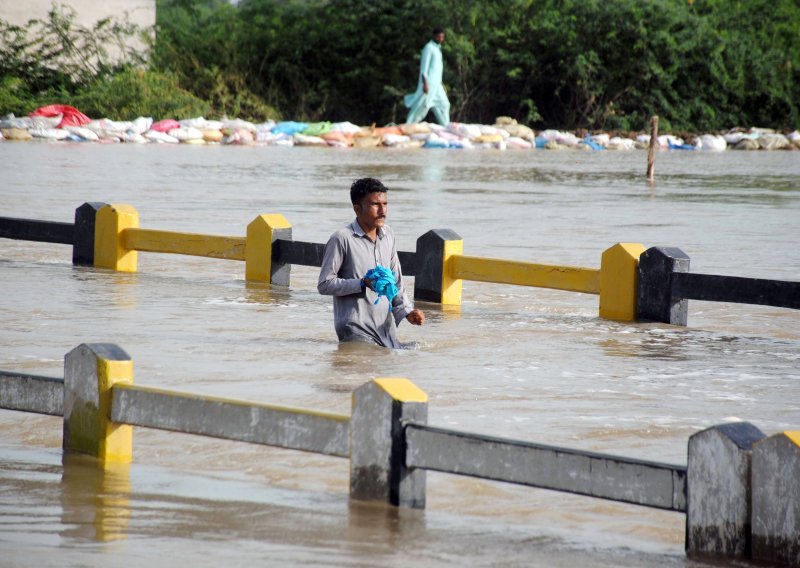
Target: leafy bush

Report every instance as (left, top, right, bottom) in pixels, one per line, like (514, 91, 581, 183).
(3, 0, 798, 130)
(69, 69, 211, 120)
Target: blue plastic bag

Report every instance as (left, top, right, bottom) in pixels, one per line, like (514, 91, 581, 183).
(364, 265, 398, 311)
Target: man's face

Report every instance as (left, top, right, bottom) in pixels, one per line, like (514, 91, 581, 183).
(433, 32, 445, 44)
(354, 191, 388, 233)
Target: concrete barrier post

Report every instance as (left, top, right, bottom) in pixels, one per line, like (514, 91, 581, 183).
(246, 214, 292, 284)
(73, 202, 106, 266)
(414, 229, 463, 305)
(599, 242, 646, 321)
(63, 344, 134, 464)
(751, 431, 800, 566)
(94, 204, 139, 272)
(350, 378, 428, 508)
(637, 247, 690, 325)
(686, 422, 765, 559)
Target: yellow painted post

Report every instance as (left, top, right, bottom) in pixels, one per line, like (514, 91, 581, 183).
(94, 204, 139, 272)
(245, 214, 292, 284)
(63, 344, 134, 464)
(441, 238, 464, 305)
(599, 242, 646, 321)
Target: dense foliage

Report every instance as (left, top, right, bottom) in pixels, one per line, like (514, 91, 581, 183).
(0, 4, 208, 119)
(2, 0, 799, 131)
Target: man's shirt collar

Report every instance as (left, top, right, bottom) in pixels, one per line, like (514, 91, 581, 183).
(350, 220, 385, 239)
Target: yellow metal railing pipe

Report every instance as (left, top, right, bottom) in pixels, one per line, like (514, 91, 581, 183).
(123, 228, 246, 261)
(449, 254, 601, 295)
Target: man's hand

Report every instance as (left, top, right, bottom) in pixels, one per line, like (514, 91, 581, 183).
(406, 309, 425, 326)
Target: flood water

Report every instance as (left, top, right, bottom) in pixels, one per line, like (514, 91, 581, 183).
(1, 141, 799, 567)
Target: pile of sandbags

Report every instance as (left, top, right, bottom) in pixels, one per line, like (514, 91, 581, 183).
(2, 105, 797, 151)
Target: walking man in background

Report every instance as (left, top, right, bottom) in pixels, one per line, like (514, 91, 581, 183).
(404, 27, 450, 125)
(318, 178, 425, 348)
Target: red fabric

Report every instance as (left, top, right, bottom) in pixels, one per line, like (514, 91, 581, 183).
(150, 119, 181, 133)
(29, 104, 91, 127)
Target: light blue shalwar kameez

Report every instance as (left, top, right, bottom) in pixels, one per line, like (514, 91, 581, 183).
(404, 40, 450, 125)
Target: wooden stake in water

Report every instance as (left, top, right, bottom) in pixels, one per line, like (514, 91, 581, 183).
(647, 115, 659, 182)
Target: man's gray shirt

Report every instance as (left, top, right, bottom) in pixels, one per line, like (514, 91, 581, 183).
(318, 221, 413, 348)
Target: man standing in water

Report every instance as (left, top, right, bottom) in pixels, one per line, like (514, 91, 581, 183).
(404, 27, 450, 125)
(318, 178, 425, 348)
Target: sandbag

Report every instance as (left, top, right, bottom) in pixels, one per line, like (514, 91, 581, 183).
(63, 126, 99, 141)
(353, 135, 381, 148)
(221, 118, 257, 132)
(321, 131, 353, 146)
(448, 122, 481, 139)
(400, 122, 431, 135)
(222, 128, 254, 145)
(151, 119, 181, 133)
(144, 130, 179, 143)
(381, 133, 411, 146)
(271, 121, 307, 135)
(757, 134, 789, 150)
(29, 128, 70, 140)
(119, 131, 147, 144)
(293, 133, 327, 146)
(29, 104, 90, 127)
(302, 121, 332, 136)
(0, 115, 32, 129)
(202, 129, 224, 143)
(169, 127, 204, 141)
(606, 137, 635, 150)
(499, 123, 535, 139)
(372, 126, 403, 137)
(697, 134, 727, 152)
(1, 127, 32, 141)
(331, 121, 362, 135)
(473, 134, 503, 144)
(733, 138, 759, 151)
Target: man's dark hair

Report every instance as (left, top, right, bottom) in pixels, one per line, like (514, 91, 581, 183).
(350, 177, 388, 205)
(432, 27, 444, 35)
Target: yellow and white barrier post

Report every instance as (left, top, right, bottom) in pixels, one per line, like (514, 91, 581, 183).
(63, 344, 133, 464)
(350, 378, 428, 508)
(599, 242, 646, 321)
(246, 214, 292, 284)
(414, 229, 463, 305)
(94, 204, 139, 272)
(752, 431, 800, 566)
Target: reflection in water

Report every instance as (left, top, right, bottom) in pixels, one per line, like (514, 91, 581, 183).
(60, 454, 130, 543)
(597, 328, 693, 361)
(242, 281, 283, 304)
(346, 499, 427, 550)
(72, 268, 140, 310)
(327, 339, 387, 370)
(421, 162, 446, 183)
